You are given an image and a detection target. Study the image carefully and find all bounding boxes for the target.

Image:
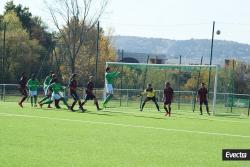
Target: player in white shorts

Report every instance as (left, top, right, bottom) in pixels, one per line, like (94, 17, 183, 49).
(103, 67, 120, 108)
(27, 74, 39, 107)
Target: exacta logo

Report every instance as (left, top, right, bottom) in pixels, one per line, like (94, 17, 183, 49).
(222, 149, 250, 161)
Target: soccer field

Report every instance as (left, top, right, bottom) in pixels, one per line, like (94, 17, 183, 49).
(0, 101, 250, 167)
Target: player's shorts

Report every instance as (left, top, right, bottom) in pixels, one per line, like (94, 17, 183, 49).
(51, 92, 62, 100)
(145, 96, 157, 102)
(29, 90, 37, 97)
(105, 84, 113, 94)
(44, 86, 50, 96)
(70, 91, 79, 100)
(164, 99, 172, 105)
(85, 93, 96, 100)
(19, 88, 28, 96)
(200, 99, 208, 105)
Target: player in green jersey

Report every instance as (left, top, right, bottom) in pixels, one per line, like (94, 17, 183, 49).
(102, 67, 120, 108)
(39, 78, 70, 109)
(38, 72, 54, 108)
(27, 74, 40, 107)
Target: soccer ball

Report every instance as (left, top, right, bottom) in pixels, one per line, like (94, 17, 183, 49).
(216, 30, 221, 35)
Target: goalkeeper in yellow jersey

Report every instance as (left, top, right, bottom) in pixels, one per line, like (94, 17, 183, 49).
(139, 83, 160, 112)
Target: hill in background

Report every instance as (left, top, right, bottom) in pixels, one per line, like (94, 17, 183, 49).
(112, 36, 250, 64)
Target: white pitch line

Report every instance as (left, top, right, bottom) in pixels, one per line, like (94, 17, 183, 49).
(0, 112, 250, 138)
(1, 102, 249, 124)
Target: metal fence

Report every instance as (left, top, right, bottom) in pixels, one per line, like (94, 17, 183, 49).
(0, 84, 249, 116)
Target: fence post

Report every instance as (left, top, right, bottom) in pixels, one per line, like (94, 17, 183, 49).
(230, 93, 233, 113)
(119, 89, 122, 107)
(192, 91, 196, 112)
(248, 98, 250, 116)
(119, 53, 124, 107)
(3, 84, 6, 101)
(178, 55, 181, 110)
(126, 89, 129, 107)
(0, 85, 2, 101)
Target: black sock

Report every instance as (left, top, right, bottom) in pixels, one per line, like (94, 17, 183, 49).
(71, 101, 77, 109)
(95, 102, 100, 109)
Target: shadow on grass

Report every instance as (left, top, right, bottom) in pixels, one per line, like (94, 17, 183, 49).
(93, 109, 166, 120)
(215, 113, 249, 119)
(81, 110, 114, 117)
(30, 104, 250, 121)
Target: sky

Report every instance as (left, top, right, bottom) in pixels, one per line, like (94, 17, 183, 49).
(1, 0, 250, 44)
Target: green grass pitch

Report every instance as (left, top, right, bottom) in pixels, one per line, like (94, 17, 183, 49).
(0, 101, 250, 167)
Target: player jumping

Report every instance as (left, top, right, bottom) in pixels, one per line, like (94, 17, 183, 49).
(27, 74, 39, 107)
(163, 82, 174, 116)
(197, 82, 210, 115)
(81, 76, 101, 110)
(103, 67, 120, 108)
(18, 72, 28, 108)
(140, 83, 160, 112)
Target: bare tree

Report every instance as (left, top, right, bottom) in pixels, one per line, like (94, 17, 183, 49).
(45, 0, 108, 73)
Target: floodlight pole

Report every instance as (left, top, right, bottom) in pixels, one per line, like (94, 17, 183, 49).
(230, 59, 235, 112)
(119, 49, 124, 107)
(1, 22, 6, 100)
(178, 55, 181, 110)
(104, 62, 108, 101)
(2, 22, 6, 85)
(248, 98, 250, 116)
(208, 21, 215, 96)
(212, 66, 218, 115)
(95, 21, 100, 89)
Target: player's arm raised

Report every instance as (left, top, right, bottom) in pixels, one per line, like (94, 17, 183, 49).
(137, 89, 146, 97)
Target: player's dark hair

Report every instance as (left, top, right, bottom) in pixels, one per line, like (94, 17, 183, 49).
(70, 73, 77, 81)
(106, 67, 110, 72)
(53, 78, 58, 83)
(31, 73, 36, 78)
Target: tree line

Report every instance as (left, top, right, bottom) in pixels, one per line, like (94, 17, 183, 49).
(0, 0, 115, 87)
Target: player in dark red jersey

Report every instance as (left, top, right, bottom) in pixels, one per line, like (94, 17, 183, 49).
(163, 82, 174, 116)
(18, 72, 28, 107)
(81, 76, 101, 110)
(197, 82, 210, 115)
(68, 74, 85, 112)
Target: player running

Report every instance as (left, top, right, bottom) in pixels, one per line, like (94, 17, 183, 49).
(197, 82, 210, 115)
(103, 67, 120, 108)
(38, 71, 54, 108)
(27, 74, 39, 107)
(163, 82, 174, 116)
(140, 83, 160, 112)
(18, 72, 28, 108)
(39, 78, 70, 110)
(68, 73, 85, 112)
(81, 76, 101, 110)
